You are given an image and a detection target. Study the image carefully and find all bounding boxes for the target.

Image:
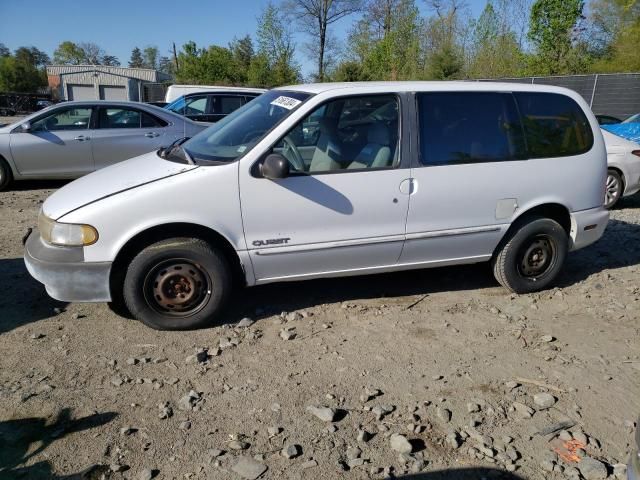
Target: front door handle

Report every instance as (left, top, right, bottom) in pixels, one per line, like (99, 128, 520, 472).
(144, 132, 160, 138)
(74, 135, 89, 141)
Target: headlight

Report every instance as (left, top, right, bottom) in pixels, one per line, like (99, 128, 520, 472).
(38, 211, 98, 246)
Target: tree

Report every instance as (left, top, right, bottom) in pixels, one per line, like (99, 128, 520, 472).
(101, 55, 121, 66)
(53, 41, 85, 65)
(158, 55, 174, 75)
(588, 0, 640, 70)
(0, 44, 10, 58)
(129, 47, 144, 68)
(527, 0, 585, 74)
(14, 46, 50, 68)
(285, 0, 362, 81)
(78, 42, 105, 65)
(229, 35, 255, 83)
(254, 3, 300, 86)
(143, 46, 159, 69)
(467, 1, 526, 78)
(0, 46, 47, 92)
(422, 0, 468, 79)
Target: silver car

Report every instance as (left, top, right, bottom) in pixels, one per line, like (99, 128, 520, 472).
(603, 129, 640, 208)
(0, 101, 206, 189)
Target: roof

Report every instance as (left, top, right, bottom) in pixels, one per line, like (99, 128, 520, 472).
(167, 85, 267, 93)
(28, 100, 194, 123)
(275, 81, 579, 96)
(46, 65, 171, 82)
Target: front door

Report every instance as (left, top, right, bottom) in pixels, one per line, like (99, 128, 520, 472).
(240, 94, 410, 282)
(10, 106, 94, 177)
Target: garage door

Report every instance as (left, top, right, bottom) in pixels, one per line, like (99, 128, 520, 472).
(99, 85, 127, 101)
(67, 84, 95, 101)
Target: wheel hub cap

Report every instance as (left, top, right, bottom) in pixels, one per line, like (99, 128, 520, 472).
(147, 261, 210, 315)
(520, 238, 554, 278)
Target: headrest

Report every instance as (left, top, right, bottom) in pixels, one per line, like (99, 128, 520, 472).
(367, 123, 390, 145)
(318, 117, 335, 134)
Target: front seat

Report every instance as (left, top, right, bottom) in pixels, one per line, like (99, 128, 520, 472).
(348, 123, 393, 169)
(309, 118, 343, 172)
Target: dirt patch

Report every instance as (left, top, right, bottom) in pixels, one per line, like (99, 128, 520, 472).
(0, 185, 638, 480)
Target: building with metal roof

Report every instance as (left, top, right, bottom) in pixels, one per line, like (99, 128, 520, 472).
(47, 65, 171, 102)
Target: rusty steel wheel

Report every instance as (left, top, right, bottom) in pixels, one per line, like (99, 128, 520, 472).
(492, 216, 568, 294)
(123, 238, 232, 330)
(143, 259, 212, 316)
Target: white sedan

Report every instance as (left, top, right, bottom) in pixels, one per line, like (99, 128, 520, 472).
(602, 129, 640, 208)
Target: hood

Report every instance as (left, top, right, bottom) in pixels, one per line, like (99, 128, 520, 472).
(43, 151, 198, 219)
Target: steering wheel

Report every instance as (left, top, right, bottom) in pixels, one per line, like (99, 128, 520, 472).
(283, 136, 305, 172)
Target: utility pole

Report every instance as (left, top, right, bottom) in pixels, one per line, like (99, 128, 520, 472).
(172, 42, 180, 73)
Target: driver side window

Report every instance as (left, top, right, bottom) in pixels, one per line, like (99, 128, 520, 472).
(274, 95, 400, 174)
(31, 107, 92, 132)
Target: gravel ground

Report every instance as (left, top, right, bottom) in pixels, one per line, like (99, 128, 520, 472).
(0, 179, 639, 480)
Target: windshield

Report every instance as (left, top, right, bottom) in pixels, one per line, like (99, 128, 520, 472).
(623, 113, 639, 124)
(164, 96, 186, 114)
(182, 90, 311, 164)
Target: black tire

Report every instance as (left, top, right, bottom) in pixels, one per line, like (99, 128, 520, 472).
(604, 169, 623, 209)
(123, 238, 232, 330)
(492, 216, 568, 294)
(0, 157, 13, 190)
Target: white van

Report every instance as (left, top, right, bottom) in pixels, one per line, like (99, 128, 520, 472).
(25, 82, 609, 330)
(164, 85, 267, 103)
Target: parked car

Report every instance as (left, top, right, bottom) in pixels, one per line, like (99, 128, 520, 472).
(164, 89, 266, 123)
(35, 100, 54, 111)
(25, 82, 608, 330)
(164, 84, 266, 103)
(596, 114, 622, 125)
(602, 129, 640, 208)
(0, 100, 206, 189)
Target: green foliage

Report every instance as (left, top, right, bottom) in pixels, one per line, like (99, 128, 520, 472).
(527, 0, 586, 74)
(143, 46, 159, 70)
(0, 46, 47, 93)
(467, 1, 527, 78)
(53, 41, 85, 65)
(129, 47, 144, 68)
(53, 41, 118, 66)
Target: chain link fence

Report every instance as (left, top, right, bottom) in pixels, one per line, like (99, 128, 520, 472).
(480, 73, 640, 120)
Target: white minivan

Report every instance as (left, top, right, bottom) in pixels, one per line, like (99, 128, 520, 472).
(25, 82, 609, 330)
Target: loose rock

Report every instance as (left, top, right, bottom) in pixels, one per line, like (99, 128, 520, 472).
(389, 433, 413, 454)
(306, 405, 336, 422)
(231, 456, 268, 480)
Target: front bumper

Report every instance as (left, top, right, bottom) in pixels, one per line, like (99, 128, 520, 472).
(24, 231, 112, 302)
(569, 206, 609, 251)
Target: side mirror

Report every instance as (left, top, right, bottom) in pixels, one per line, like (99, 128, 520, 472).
(20, 122, 31, 132)
(260, 153, 289, 179)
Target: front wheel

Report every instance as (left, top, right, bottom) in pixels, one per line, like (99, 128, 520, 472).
(492, 217, 568, 294)
(123, 238, 232, 330)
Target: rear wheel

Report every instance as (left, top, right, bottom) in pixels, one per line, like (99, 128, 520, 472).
(604, 169, 623, 209)
(123, 238, 232, 330)
(492, 217, 568, 294)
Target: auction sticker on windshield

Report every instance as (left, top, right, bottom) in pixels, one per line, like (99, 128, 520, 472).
(270, 96, 302, 110)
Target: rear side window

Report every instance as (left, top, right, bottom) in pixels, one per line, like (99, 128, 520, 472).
(418, 92, 525, 166)
(514, 92, 593, 158)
